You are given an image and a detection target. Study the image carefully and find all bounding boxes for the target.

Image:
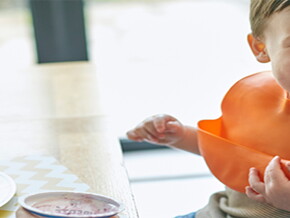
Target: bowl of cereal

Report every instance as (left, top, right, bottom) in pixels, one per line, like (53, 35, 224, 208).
(18, 191, 124, 218)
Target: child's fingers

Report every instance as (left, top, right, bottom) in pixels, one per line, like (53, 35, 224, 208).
(126, 126, 154, 141)
(136, 125, 159, 142)
(165, 121, 182, 133)
(248, 168, 265, 195)
(126, 130, 143, 141)
(280, 158, 290, 174)
(245, 186, 266, 203)
(153, 115, 176, 133)
(143, 121, 161, 138)
(264, 156, 287, 184)
(127, 128, 146, 141)
(286, 162, 290, 172)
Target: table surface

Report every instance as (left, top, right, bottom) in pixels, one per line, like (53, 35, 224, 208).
(0, 62, 139, 218)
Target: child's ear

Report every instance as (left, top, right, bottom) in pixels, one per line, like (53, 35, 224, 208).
(247, 33, 270, 63)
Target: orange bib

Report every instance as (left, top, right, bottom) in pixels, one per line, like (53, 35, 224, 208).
(197, 72, 290, 193)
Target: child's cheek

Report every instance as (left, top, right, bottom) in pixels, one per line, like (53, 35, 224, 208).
(272, 49, 290, 92)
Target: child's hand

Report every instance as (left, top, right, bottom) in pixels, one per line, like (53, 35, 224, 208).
(126, 114, 185, 146)
(245, 156, 290, 211)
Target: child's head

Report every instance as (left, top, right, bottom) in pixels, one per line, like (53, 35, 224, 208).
(248, 0, 290, 93)
(249, 0, 290, 39)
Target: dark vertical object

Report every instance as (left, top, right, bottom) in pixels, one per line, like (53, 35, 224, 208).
(30, 0, 88, 63)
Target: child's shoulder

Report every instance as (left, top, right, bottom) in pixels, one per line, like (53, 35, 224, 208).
(232, 71, 274, 90)
(225, 71, 276, 98)
(221, 71, 281, 111)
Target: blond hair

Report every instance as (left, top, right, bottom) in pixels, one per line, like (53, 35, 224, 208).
(250, 0, 290, 38)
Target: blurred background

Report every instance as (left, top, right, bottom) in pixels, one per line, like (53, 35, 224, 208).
(0, 0, 271, 217)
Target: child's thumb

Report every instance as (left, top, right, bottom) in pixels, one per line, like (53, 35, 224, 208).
(165, 121, 181, 133)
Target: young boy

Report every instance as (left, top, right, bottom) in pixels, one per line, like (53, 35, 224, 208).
(127, 0, 290, 217)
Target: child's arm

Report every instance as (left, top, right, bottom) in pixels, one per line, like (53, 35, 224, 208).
(245, 156, 290, 211)
(126, 114, 200, 155)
